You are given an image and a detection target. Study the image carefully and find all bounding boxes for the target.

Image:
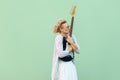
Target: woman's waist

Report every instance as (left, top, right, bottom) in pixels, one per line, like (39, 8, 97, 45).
(59, 55, 73, 62)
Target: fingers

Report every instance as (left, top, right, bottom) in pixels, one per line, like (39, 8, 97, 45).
(68, 45, 73, 52)
(66, 36, 73, 44)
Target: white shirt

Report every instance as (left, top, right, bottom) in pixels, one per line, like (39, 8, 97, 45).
(51, 34, 80, 80)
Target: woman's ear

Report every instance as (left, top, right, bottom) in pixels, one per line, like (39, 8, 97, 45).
(60, 28, 62, 32)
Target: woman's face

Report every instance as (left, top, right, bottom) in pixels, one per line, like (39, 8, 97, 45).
(60, 23, 70, 34)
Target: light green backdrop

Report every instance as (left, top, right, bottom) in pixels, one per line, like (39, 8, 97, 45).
(0, 0, 120, 80)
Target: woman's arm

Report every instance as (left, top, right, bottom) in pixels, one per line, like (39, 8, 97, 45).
(66, 35, 80, 53)
(55, 36, 72, 58)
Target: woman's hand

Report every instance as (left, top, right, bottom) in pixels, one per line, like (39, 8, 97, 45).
(66, 36, 78, 52)
(66, 36, 74, 44)
(67, 45, 73, 52)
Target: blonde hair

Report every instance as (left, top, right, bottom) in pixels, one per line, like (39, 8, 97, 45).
(53, 19, 66, 33)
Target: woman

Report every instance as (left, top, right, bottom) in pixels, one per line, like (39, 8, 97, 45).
(51, 19, 80, 80)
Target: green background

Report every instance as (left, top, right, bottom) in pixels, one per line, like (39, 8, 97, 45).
(0, 0, 120, 80)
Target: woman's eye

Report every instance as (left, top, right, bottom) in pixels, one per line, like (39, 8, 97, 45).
(67, 26, 69, 28)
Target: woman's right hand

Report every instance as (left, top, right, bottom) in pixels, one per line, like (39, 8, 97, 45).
(66, 36, 74, 44)
(68, 45, 73, 52)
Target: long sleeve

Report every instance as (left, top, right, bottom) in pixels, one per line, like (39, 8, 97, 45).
(54, 36, 69, 58)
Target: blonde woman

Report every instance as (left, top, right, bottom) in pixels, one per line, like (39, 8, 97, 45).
(51, 19, 80, 80)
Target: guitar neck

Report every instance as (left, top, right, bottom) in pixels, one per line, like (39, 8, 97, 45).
(70, 16, 74, 37)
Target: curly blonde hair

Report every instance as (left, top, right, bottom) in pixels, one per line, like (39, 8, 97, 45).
(53, 19, 67, 33)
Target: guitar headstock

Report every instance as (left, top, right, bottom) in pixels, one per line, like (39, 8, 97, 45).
(71, 5, 76, 17)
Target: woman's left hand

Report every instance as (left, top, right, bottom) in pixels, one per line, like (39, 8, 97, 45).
(66, 36, 74, 44)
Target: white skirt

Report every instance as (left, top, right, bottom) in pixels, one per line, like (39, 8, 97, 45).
(58, 60, 78, 80)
